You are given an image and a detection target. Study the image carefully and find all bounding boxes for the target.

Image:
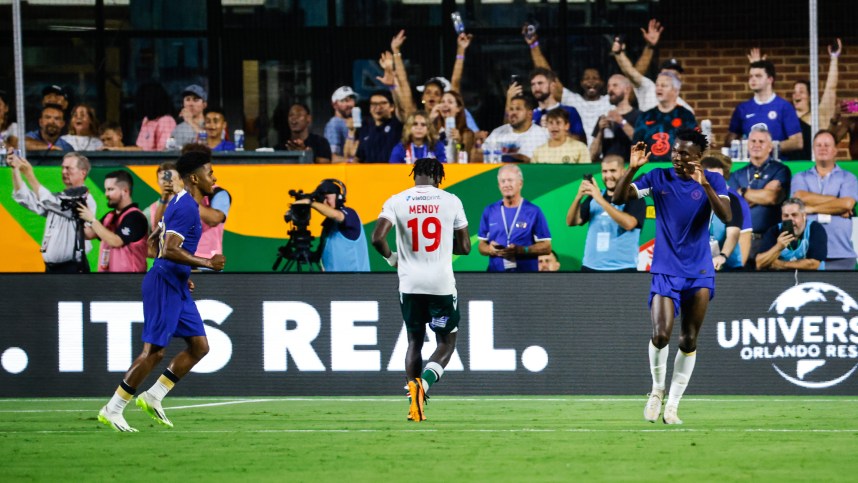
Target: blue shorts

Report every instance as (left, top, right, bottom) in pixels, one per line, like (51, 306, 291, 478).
(648, 273, 715, 317)
(141, 269, 205, 347)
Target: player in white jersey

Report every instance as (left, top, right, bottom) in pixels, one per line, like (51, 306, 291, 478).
(372, 158, 470, 422)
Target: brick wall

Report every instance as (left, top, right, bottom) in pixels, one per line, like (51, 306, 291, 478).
(659, 37, 858, 158)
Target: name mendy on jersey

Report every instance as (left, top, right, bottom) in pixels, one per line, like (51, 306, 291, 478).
(715, 282, 858, 389)
(409, 204, 441, 214)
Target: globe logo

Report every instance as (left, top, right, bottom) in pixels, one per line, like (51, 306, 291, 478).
(717, 282, 858, 389)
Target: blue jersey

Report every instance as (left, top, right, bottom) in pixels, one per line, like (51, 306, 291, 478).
(533, 105, 586, 140)
(153, 191, 202, 283)
(728, 95, 801, 151)
(478, 199, 551, 272)
(633, 168, 728, 278)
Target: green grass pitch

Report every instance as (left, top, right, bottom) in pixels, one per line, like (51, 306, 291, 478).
(2, 396, 857, 482)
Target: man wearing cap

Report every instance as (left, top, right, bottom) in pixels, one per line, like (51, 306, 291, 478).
(42, 85, 70, 112)
(325, 86, 356, 163)
(97, 149, 225, 432)
(728, 123, 791, 268)
(292, 179, 369, 271)
(171, 84, 208, 148)
(725, 60, 803, 159)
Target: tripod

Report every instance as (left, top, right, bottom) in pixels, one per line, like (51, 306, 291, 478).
(273, 231, 321, 272)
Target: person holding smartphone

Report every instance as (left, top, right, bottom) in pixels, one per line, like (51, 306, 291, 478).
(755, 197, 827, 271)
(146, 161, 183, 233)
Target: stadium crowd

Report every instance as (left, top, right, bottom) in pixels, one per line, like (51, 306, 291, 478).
(2, 18, 857, 272)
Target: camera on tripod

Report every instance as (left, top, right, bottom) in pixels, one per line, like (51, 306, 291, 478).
(57, 186, 90, 221)
(273, 188, 324, 272)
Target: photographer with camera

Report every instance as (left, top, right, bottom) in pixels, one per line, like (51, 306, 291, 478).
(291, 179, 369, 272)
(756, 197, 827, 271)
(77, 170, 149, 273)
(8, 151, 96, 272)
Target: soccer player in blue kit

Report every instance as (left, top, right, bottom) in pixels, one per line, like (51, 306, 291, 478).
(98, 150, 226, 432)
(613, 129, 732, 424)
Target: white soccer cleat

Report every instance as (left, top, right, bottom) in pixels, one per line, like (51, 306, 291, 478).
(98, 406, 138, 433)
(643, 390, 664, 423)
(136, 391, 174, 428)
(662, 404, 683, 425)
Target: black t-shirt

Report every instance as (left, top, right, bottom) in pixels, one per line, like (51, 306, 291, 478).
(592, 109, 641, 162)
(355, 117, 403, 163)
(99, 204, 149, 245)
(277, 133, 332, 163)
(580, 190, 647, 228)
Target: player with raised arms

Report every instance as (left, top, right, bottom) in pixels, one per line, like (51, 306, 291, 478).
(371, 157, 470, 422)
(613, 129, 731, 424)
(97, 150, 226, 432)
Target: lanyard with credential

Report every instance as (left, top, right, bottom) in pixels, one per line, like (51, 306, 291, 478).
(500, 202, 523, 245)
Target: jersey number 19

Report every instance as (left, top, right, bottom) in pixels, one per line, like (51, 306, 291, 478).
(406, 216, 441, 252)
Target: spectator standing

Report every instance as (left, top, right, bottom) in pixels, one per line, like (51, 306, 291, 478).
(135, 82, 177, 152)
(389, 111, 446, 164)
(279, 103, 331, 163)
(12, 104, 73, 152)
(171, 84, 207, 148)
(477, 164, 551, 272)
(325, 86, 357, 163)
(728, 124, 791, 267)
(346, 90, 403, 163)
(61, 104, 103, 151)
(527, 68, 585, 142)
(789, 40, 841, 161)
(632, 72, 697, 162)
(791, 130, 858, 270)
(589, 74, 641, 163)
(436, 91, 476, 163)
(78, 170, 149, 273)
(725, 60, 803, 158)
(566, 154, 646, 271)
(756, 198, 827, 271)
(8, 151, 96, 272)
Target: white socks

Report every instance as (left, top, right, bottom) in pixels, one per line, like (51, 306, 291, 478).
(648, 341, 669, 393)
(667, 350, 697, 407)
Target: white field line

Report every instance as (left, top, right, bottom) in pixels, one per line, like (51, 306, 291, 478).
(1, 428, 858, 435)
(0, 396, 857, 414)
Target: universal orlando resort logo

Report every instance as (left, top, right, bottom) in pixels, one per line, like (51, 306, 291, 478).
(716, 282, 858, 389)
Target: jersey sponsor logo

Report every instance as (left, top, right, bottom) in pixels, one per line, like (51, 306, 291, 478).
(716, 282, 858, 389)
(406, 195, 441, 201)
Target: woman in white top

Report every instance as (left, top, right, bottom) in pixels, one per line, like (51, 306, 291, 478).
(61, 104, 103, 151)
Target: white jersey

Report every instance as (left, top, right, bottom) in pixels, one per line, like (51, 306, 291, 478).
(378, 185, 468, 295)
(561, 89, 612, 147)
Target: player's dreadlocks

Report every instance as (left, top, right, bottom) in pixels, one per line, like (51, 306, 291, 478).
(676, 127, 708, 152)
(410, 157, 445, 185)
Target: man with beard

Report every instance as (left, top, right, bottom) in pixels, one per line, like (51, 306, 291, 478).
(528, 67, 585, 142)
(97, 150, 226, 432)
(325, 86, 357, 163)
(278, 103, 331, 164)
(476, 93, 548, 163)
(16, 104, 73, 151)
(589, 74, 641, 163)
(78, 170, 149, 273)
(522, 29, 611, 146)
(566, 154, 645, 271)
(613, 130, 731, 425)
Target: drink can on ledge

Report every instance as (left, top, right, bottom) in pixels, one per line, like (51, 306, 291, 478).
(234, 130, 245, 151)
